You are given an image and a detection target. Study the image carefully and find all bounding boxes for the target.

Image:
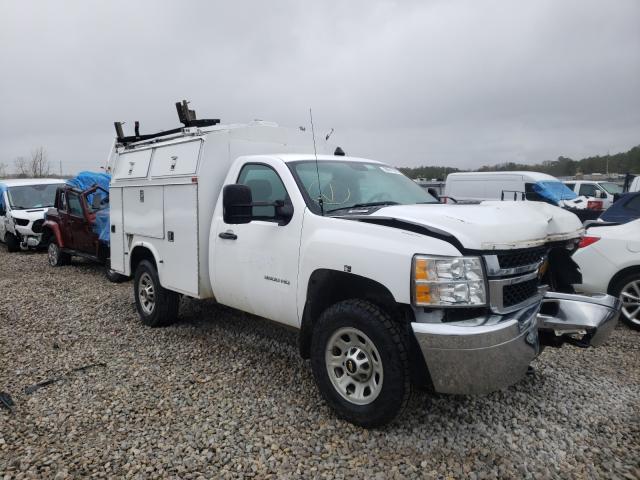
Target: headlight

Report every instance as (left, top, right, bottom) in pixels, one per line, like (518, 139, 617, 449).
(412, 255, 487, 307)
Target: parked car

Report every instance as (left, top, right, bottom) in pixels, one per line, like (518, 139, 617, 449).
(0, 178, 65, 252)
(42, 172, 125, 282)
(106, 102, 621, 427)
(573, 219, 640, 330)
(444, 171, 601, 221)
(563, 180, 623, 210)
(599, 192, 640, 224)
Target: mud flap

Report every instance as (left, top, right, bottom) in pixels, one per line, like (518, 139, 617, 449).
(538, 292, 621, 348)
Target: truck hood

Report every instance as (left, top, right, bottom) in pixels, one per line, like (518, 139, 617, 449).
(363, 201, 584, 250)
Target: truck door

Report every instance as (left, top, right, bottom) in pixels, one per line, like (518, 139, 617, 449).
(65, 191, 90, 251)
(58, 191, 74, 248)
(213, 162, 302, 327)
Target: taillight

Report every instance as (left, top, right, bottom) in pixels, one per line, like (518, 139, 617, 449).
(587, 200, 603, 211)
(578, 236, 600, 248)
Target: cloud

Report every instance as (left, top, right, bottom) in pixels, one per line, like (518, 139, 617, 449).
(0, 0, 638, 173)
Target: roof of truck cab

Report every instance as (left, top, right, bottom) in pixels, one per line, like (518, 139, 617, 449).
(447, 171, 559, 182)
(269, 154, 385, 164)
(0, 178, 65, 187)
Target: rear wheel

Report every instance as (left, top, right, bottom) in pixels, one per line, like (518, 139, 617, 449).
(611, 272, 640, 330)
(134, 260, 179, 327)
(310, 299, 412, 427)
(6, 233, 20, 253)
(47, 241, 70, 266)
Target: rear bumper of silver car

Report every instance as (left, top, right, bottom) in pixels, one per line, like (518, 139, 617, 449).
(411, 292, 621, 395)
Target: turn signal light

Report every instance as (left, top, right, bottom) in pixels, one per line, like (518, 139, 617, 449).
(578, 236, 600, 248)
(415, 258, 429, 280)
(415, 284, 431, 304)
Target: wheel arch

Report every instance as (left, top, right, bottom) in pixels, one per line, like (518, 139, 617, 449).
(608, 265, 640, 294)
(299, 269, 413, 358)
(42, 221, 62, 247)
(129, 244, 159, 276)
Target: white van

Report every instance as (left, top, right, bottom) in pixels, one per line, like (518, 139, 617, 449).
(444, 171, 588, 209)
(0, 178, 65, 251)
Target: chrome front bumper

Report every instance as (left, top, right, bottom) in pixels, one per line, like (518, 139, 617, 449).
(411, 292, 621, 395)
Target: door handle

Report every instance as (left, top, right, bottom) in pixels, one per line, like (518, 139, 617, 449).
(219, 231, 237, 240)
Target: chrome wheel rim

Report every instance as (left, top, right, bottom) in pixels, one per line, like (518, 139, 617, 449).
(48, 243, 59, 266)
(325, 327, 383, 405)
(621, 280, 640, 326)
(138, 272, 156, 315)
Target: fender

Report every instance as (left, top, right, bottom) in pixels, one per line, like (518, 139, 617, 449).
(128, 241, 163, 279)
(42, 220, 63, 247)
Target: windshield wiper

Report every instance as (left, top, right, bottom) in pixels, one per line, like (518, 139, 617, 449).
(326, 201, 399, 214)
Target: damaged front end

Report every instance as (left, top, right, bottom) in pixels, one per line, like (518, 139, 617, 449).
(410, 242, 621, 395)
(538, 292, 621, 348)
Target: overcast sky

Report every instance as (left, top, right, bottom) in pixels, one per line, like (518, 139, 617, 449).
(1, 0, 638, 174)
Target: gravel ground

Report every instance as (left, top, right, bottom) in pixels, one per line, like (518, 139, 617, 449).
(0, 248, 639, 479)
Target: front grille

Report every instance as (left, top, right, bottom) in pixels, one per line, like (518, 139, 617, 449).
(14, 218, 29, 227)
(32, 219, 44, 233)
(503, 278, 539, 308)
(497, 246, 547, 269)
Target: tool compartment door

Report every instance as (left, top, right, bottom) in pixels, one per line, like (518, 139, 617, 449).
(109, 187, 125, 272)
(113, 149, 153, 180)
(150, 140, 202, 178)
(161, 184, 199, 296)
(123, 186, 164, 239)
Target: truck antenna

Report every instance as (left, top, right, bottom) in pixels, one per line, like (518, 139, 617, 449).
(309, 108, 324, 216)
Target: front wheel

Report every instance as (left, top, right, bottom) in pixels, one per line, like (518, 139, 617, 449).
(611, 272, 640, 330)
(47, 241, 70, 266)
(310, 299, 412, 427)
(6, 233, 20, 253)
(134, 260, 179, 327)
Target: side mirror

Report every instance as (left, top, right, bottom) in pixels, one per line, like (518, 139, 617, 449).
(223, 184, 253, 224)
(275, 200, 294, 226)
(594, 190, 604, 199)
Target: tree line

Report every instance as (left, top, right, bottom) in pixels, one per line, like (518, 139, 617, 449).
(399, 145, 640, 180)
(0, 147, 54, 178)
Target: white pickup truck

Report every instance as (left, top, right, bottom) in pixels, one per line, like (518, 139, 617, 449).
(108, 110, 621, 427)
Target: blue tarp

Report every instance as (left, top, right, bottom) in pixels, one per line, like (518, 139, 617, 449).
(94, 208, 110, 243)
(0, 183, 7, 211)
(533, 181, 578, 204)
(66, 171, 110, 197)
(66, 171, 111, 244)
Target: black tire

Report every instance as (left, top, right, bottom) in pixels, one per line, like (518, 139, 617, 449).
(6, 233, 20, 253)
(610, 271, 640, 331)
(310, 299, 412, 427)
(105, 259, 127, 283)
(47, 241, 70, 266)
(133, 259, 179, 327)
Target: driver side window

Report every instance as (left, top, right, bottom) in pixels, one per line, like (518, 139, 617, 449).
(578, 184, 598, 197)
(237, 164, 288, 220)
(67, 192, 83, 217)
